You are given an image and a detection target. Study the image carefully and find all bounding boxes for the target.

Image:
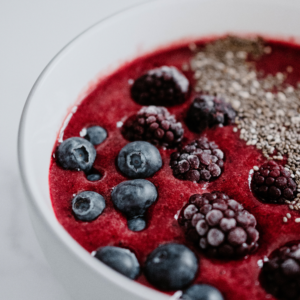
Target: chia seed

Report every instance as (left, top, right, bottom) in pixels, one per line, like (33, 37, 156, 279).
(191, 36, 300, 210)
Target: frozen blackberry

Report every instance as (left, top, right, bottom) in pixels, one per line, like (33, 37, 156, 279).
(122, 106, 184, 148)
(181, 284, 224, 300)
(170, 137, 224, 183)
(111, 179, 157, 232)
(56, 137, 96, 173)
(186, 95, 236, 133)
(178, 192, 259, 259)
(131, 66, 189, 106)
(252, 160, 296, 204)
(117, 141, 162, 179)
(260, 243, 300, 300)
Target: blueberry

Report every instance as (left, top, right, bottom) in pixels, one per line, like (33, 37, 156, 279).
(111, 179, 157, 231)
(86, 173, 101, 181)
(93, 246, 140, 279)
(56, 137, 96, 173)
(117, 141, 162, 178)
(127, 217, 146, 232)
(144, 243, 198, 291)
(84, 126, 107, 145)
(72, 191, 105, 221)
(86, 169, 102, 181)
(181, 284, 224, 300)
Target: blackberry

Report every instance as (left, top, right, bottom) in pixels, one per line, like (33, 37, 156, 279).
(170, 137, 224, 183)
(186, 95, 236, 133)
(178, 192, 259, 259)
(260, 243, 300, 300)
(131, 66, 189, 106)
(252, 160, 296, 204)
(122, 106, 184, 148)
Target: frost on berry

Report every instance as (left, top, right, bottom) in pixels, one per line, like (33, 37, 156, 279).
(178, 192, 259, 259)
(122, 106, 184, 148)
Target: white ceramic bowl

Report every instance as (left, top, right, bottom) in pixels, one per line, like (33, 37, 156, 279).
(18, 0, 300, 299)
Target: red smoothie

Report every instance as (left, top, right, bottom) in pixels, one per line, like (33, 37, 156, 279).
(49, 37, 300, 300)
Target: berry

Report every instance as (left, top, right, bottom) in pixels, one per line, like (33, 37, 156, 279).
(181, 284, 224, 300)
(170, 137, 224, 182)
(93, 246, 140, 279)
(84, 126, 107, 145)
(131, 66, 189, 106)
(178, 192, 259, 259)
(56, 137, 96, 173)
(72, 191, 105, 221)
(86, 169, 102, 181)
(144, 243, 198, 291)
(86, 173, 101, 181)
(186, 95, 236, 133)
(122, 106, 184, 148)
(127, 217, 146, 232)
(260, 243, 300, 300)
(252, 160, 296, 203)
(111, 179, 157, 231)
(117, 141, 162, 178)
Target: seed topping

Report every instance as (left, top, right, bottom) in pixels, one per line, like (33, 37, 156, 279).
(191, 36, 300, 209)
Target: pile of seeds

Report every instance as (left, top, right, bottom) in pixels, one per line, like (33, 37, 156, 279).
(188, 36, 300, 210)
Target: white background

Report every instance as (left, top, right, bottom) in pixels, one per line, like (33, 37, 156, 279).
(0, 1, 148, 299)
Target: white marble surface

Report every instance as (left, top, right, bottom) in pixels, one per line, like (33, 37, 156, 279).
(0, 1, 147, 299)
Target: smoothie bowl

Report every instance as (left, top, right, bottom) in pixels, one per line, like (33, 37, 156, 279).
(18, 0, 300, 299)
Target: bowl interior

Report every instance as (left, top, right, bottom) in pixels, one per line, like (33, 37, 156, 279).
(19, 0, 300, 299)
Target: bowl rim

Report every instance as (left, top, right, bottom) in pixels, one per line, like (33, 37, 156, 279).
(17, 0, 172, 298)
(17, 0, 300, 299)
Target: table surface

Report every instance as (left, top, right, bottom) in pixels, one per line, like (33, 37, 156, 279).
(0, 1, 147, 299)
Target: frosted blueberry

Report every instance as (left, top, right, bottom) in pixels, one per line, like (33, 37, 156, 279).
(84, 126, 107, 145)
(94, 246, 140, 279)
(111, 179, 157, 231)
(127, 217, 146, 232)
(144, 243, 198, 291)
(56, 137, 96, 172)
(181, 284, 224, 300)
(118, 141, 162, 178)
(72, 191, 105, 221)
